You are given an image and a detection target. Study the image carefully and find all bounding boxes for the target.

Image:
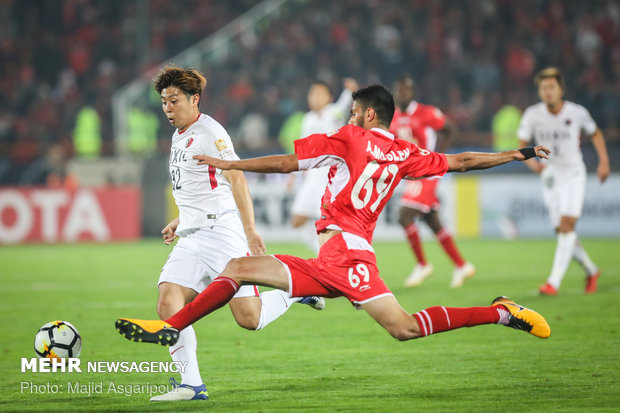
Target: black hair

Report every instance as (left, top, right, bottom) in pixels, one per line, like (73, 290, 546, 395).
(154, 65, 207, 97)
(352, 84, 395, 126)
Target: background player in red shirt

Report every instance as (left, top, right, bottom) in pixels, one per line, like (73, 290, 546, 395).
(390, 76, 474, 288)
(116, 85, 551, 354)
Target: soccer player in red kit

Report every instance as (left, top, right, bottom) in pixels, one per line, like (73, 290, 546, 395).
(390, 76, 474, 288)
(117, 85, 551, 352)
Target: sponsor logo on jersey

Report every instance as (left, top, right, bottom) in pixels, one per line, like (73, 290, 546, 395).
(185, 137, 194, 148)
(170, 148, 188, 164)
(565, 119, 571, 126)
(215, 139, 228, 151)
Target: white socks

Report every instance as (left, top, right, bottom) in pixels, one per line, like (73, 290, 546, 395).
(256, 289, 300, 330)
(169, 325, 202, 386)
(572, 239, 598, 276)
(547, 231, 577, 289)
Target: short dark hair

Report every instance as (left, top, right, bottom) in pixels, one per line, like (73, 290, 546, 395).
(352, 84, 395, 126)
(310, 79, 332, 96)
(396, 74, 415, 86)
(534, 67, 564, 90)
(154, 65, 207, 97)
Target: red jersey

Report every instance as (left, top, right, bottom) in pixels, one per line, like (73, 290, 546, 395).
(294, 124, 448, 242)
(389, 101, 446, 151)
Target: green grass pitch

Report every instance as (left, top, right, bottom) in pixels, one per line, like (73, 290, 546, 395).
(1, 238, 619, 411)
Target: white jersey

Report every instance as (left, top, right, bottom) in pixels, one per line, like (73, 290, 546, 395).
(169, 114, 240, 236)
(291, 90, 353, 218)
(300, 89, 353, 137)
(517, 101, 597, 168)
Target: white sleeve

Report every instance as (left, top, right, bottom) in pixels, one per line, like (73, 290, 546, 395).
(299, 114, 312, 139)
(331, 89, 353, 123)
(578, 105, 597, 136)
(208, 125, 239, 161)
(517, 107, 534, 142)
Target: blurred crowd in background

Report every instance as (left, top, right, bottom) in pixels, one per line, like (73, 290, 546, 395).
(1, 0, 619, 185)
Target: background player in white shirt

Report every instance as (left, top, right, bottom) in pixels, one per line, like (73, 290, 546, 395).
(517, 67, 610, 295)
(144, 66, 324, 401)
(290, 79, 358, 252)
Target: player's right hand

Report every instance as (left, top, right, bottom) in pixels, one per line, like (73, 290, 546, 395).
(162, 217, 180, 245)
(344, 78, 359, 92)
(246, 229, 266, 256)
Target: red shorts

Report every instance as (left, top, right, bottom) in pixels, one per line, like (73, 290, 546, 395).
(400, 178, 440, 213)
(274, 233, 393, 305)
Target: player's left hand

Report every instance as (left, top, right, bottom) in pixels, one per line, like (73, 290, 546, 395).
(534, 145, 550, 159)
(193, 155, 226, 168)
(246, 229, 266, 256)
(597, 161, 610, 183)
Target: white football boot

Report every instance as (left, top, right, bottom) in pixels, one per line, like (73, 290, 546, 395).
(150, 378, 208, 401)
(450, 262, 476, 288)
(404, 263, 434, 287)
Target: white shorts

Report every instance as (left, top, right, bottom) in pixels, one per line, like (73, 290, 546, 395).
(291, 167, 330, 218)
(158, 212, 258, 298)
(540, 164, 586, 228)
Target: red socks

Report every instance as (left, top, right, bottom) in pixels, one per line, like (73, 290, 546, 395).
(413, 306, 507, 336)
(437, 228, 465, 267)
(405, 223, 427, 265)
(406, 224, 466, 268)
(166, 277, 239, 330)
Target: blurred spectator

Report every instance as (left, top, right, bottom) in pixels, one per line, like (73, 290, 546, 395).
(73, 104, 101, 159)
(278, 111, 304, 154)
(127, 105, 159, 157)
(492, 104, 522, 152)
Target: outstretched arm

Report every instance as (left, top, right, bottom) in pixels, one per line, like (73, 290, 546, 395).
(224, 169, 266, 256)
(591, 128, 610, 183)
(194, 154, 299, 174)
(446, 145, 550, 173)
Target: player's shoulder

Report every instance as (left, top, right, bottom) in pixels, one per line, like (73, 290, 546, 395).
(563, 100, 589, 114)
(416, 102, 445, 120)
(522, 102, 545, 117)
(328, 124, 359, 138)
(193, 114, 228, 136)
(416, 101, 439, 112)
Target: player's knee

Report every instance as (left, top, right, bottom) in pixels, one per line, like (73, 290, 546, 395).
(398, 212, 414, 228)
(234, 313, 260, 330)
(156, 299, 176, 320)
(222, 258, 247, 281)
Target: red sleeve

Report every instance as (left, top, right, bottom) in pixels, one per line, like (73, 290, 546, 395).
(425, 106, 446, 130)
(402, 144, 449, 178)
(294, 125, 354, 169)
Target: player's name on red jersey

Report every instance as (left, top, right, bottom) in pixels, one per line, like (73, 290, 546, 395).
(366, 140, 414, 162)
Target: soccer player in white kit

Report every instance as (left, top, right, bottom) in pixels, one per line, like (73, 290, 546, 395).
(290, 79, 358, 252)
(517, 67, 610, 295)
(141, 66, 324, 401)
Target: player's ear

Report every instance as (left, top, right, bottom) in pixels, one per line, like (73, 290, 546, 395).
(366, 107, 375, 123)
